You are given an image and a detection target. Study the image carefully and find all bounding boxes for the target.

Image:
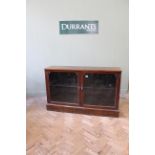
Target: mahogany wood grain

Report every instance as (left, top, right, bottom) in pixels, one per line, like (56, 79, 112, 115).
(45, 66, 121, 72)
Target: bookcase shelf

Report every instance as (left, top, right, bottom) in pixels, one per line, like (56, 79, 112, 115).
(45, 66, 121, 117)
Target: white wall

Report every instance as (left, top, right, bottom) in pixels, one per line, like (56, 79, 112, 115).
(26, 0, 129, 96)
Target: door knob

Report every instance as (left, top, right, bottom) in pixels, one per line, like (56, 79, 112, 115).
(85, 75, 88, 78)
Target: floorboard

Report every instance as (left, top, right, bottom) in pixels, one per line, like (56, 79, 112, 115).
(27, 97, 128, 155)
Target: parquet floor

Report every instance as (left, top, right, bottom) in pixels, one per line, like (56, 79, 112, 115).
(26, 97, 128, 155)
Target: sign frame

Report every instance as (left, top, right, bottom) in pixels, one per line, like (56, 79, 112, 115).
(59, 20, 99, 34)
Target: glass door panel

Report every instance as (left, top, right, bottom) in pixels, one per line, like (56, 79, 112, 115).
(83, 73, 116, 106)
(49, 72, 78, 104)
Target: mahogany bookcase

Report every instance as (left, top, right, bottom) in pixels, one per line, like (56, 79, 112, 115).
(45, 66, 121, 117)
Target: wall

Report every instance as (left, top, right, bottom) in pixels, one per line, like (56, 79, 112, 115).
(26, 0, 129, 96)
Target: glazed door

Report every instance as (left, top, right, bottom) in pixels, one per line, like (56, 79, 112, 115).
(81, 73, 117, 108)
(48, 71, 80, 105)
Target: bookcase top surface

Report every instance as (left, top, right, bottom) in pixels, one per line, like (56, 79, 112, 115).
(45, 66, 121, 72)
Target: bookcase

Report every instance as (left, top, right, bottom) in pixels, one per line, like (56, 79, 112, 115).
(45, 66, 121, 117)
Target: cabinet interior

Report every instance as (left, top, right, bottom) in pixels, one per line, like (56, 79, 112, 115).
(83, 73, 116, 106)
(48, 72, 116, 107)
(49, 72, 78, 103)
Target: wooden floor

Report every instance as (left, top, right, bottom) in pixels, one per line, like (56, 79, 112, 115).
(27, 97, 128, 155)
